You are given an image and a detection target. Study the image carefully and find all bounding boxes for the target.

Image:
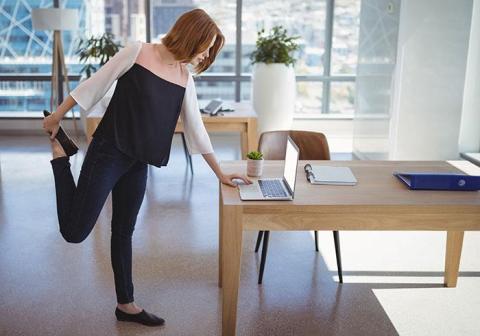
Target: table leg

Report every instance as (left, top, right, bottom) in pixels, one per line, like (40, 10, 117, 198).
(218, 183, 223, 288)
(247, 118, 258, 154)
(444, 231, 464, 287)
(222, 205, 243, 336)
(240, 130, 248, 159)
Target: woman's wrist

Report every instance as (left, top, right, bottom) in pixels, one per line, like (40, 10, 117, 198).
(52, 111, 63, 122)
(201, 152, 223, 178)
(53, 95, 77, 122)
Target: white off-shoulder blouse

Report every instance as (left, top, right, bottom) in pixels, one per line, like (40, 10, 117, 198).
(70, 41, 213, 164)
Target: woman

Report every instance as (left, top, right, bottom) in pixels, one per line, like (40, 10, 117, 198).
(42, 9, 251, 327)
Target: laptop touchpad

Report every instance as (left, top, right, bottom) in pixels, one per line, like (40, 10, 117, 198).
(239, 183, 263, 197)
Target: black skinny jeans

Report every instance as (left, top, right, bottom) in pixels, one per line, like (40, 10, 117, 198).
(50, 136, 147, 304)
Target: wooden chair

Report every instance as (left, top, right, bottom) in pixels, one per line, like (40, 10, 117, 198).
(255, 130, 343, 284)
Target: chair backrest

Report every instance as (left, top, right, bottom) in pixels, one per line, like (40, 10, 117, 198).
(258, 130, 331, 160)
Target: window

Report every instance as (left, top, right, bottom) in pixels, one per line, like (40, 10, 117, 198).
(331, 0, 360, 75)
(0, 0, 360, 117)
(0, 0, 146, 115)
(150, 0, 236, 73)
(327, 0, 359, 116)
(241, 0, 358, 115)
(0, 79, 80, 117)
(242, 0, 327, 75)
(195, 81, 235, 101)
(330, 81, 355, 115)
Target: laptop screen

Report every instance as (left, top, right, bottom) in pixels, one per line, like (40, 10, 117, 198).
(283, 137, 300, 195)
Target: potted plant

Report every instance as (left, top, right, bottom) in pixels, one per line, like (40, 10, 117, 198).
(250, 26, 300, 134)
(75, 33, 122, 135)
(77, 32, 122, 78)
(246, 151, 264, 177)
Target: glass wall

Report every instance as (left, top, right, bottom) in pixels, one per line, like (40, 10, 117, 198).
(0, 0, 360, 116)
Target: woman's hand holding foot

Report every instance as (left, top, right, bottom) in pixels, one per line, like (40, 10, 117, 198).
(43, 112, 66, 159)
(43, 112, 61, 139)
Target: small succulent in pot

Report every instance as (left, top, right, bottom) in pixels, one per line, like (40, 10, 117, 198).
(246, 151, 264, 177)
(247, 151, 264, 160)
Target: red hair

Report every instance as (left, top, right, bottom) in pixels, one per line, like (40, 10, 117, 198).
(161, 9, 225, 74)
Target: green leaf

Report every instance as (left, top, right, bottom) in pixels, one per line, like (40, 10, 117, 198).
(249, 25, 300, 66)
(75, 33, 122, 78)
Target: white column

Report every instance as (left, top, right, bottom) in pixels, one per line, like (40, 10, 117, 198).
(389, 0, 473, 160)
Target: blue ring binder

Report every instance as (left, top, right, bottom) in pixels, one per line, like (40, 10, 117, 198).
(393, 172, 480, 191)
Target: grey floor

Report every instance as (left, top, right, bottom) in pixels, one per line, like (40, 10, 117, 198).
(0, 134, 479, 336)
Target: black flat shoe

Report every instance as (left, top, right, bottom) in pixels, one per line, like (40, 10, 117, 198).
(43, 110, 79, 157)
(115, 307, 165, 327)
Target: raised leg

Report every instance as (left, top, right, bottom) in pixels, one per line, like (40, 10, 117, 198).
(258, 231, 270, 284)
(333, 231, 343, 284)
(222, 205, 243, 336)
(50, 137, 129, 243)
(255, 231, 264, 253)
(444, 231, 464, 287)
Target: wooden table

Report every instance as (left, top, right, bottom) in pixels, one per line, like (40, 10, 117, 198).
(219, 160, 480, 336)
(85, 101, 258, 158)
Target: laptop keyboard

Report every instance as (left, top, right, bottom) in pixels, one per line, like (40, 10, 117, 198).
(258, 180, 288, 198)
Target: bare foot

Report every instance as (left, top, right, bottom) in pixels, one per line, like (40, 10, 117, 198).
(117, 302, 143, 314)
(50, 139, 67, 159)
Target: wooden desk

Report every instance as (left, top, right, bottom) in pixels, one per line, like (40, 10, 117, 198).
(85, 101, 258, 158)
(219, 160, 480, 336)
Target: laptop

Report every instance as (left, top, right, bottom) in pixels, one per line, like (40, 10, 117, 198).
(238, 137, 299, 201)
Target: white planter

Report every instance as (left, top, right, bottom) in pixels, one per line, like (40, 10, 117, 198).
(251, 63, 296, 135)
(246, 159, 264, 177)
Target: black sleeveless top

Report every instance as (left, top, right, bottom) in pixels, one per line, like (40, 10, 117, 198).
(93, 63, 186, 167)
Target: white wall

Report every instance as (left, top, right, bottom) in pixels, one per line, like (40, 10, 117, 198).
(458, 0, 480, 153)
(389, 0, 473, 160)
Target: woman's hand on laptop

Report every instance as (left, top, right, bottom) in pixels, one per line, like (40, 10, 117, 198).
(220, 173, 252, 187)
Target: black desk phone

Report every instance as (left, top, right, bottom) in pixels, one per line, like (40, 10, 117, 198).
(201, 99, 223, 116)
